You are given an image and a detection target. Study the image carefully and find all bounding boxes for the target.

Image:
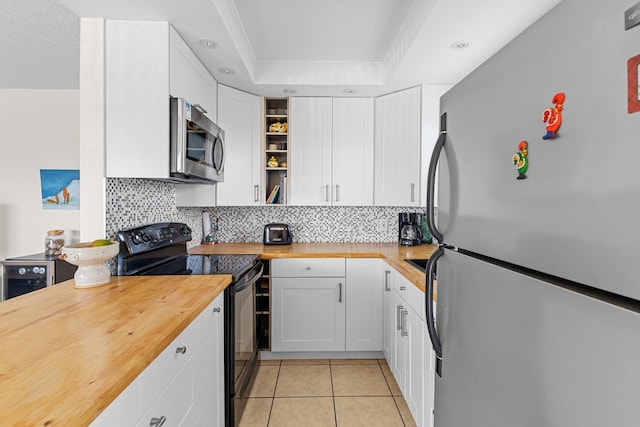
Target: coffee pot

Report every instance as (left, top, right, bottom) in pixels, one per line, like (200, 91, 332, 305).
(398, 213, 423, 246)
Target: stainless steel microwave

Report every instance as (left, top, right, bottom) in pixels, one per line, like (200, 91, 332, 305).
(170, 97, 225, 183)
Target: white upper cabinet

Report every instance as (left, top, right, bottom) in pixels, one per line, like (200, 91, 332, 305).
(289, 97, 333, 205)
(169, 27, 217, 121)
(374, 86, 422, 206)
(216, 85, 261, 206)
(104, 21, 216, 180)
(289, 97, 374, 206)
(332, 98, 374, 206)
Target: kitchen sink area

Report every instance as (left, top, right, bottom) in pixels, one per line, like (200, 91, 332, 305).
(405, 258, 429, 272)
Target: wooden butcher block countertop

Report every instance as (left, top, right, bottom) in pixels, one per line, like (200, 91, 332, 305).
(0, 274, 231, 427)
(190, 242, 437, 292)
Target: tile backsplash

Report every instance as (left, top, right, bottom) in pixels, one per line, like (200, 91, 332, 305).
(106, 178, 423, 246)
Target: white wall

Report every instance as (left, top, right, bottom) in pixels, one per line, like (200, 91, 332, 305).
(0, 89, 80, 260)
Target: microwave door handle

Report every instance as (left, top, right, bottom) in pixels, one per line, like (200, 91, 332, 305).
(192, 104, 208, 115)
(212, 136, 225, 174)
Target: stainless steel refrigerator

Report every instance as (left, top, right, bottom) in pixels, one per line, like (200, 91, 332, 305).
(424, 0, 640, 425)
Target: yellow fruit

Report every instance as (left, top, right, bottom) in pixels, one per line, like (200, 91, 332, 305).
(90, 239, 112, 247)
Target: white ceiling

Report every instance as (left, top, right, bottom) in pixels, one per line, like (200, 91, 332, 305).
(2, 0, 562, 96)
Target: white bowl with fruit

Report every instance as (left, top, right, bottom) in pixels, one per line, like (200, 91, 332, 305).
(59, 239, 120, 288)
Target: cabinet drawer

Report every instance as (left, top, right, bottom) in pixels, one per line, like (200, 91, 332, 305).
(271, 258, 345, 278)
(136, 344, 202, 427)
(138, 312, 203, 413)
(394, 274, 425, 321)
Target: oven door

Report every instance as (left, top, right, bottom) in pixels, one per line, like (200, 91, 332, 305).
(225, 261, 263, 427)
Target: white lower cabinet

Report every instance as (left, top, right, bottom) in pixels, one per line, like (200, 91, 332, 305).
(90, 293, 224, 427)
(345, 258, 383, 351)
(388, 268, 435, 427)
(271, 258, 384, 352)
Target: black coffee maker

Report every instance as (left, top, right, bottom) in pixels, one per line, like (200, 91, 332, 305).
(398, 213, 423, 246)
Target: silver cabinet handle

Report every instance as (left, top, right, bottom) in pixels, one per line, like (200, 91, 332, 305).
(384, 270, 391, 291)
(401, 310, 409, 337)
(338, 282, 343, 303)
(213, 307, 221, 313)
(396, 305, 403, 330)
(192, 103, 208, 114)
(325, 184, 330, 202)
(306, 266, 311, 271)
(410, 183, 415, 203)
(400, 285, 406, 291)
(334, 185, 340, 202)
(150, 416, 166, 427)
(254, 185, 259, 202)
(175, 346, 187, 354)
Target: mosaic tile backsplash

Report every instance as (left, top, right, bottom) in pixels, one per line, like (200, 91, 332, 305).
(106, 178, 424, 246)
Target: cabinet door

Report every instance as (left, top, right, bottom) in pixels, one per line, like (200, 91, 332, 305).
(381, 267, 395, 363)
(201, 293, 224, 427)
(271, 277, 346, 351)
(374, 86, 421, 206)
(405, 305, 425, 427)
(105, 20, 170, 179)
(169, 26, 217, 121)
(332, 98, 374, 206)
(393, 290, 409, 396)
(345, 259, 383, 351)
(216, 85, 261, 206)
(289, 97, 333, 205)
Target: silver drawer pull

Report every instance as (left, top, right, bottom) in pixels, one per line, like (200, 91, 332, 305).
(176, 346, 187, 354)
(213, 307, 221, 313)
(150, 416, 166, 427)
(400, 286, 406, 291)
(306, 266, 311, 270)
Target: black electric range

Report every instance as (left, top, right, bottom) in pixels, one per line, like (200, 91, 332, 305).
(115, 222, 262, 427)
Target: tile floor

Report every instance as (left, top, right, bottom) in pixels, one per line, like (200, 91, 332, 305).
(238, 359, 417, 427)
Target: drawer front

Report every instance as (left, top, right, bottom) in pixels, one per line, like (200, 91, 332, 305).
(394, 272, 425, 320)
(271, 258, 345, 278)
(138, 311, 204, 414)
(135, 344, 202, 427)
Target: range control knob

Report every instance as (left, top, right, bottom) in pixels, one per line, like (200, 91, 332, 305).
(18, 268, 26, 275)
(141, 234, 150, 242)
(180, 226, 191, 235)
(131, 234, 141, 245)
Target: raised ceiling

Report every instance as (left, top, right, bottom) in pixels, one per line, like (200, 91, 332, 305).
(4, 0, 562, 96)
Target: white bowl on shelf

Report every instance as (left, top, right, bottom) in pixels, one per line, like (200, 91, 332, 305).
(59, 241, 119, 288)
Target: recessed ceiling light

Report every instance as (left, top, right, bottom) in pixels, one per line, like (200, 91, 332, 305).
(343, 89, 355, 94)
(199, 39, 218, 49)
(218, 68, 234, 75)
(283, 89, 296, 94)
(450, 40, 470, 50)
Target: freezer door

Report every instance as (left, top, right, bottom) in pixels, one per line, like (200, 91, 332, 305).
(434, 249, 640, 427)
(435, 0, 640, 300)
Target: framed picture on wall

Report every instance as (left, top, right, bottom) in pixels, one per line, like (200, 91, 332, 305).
(628, 54, 640, 114)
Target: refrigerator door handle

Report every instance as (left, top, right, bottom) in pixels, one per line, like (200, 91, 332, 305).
(426, 113, 446, 243)
(426, 246, 444, 377)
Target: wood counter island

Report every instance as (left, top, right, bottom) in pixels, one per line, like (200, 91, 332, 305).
(0, 274, 231, 426)
(190, 242, 437, 291)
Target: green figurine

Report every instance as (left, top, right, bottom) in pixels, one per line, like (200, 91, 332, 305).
(512, 140, 529, 180)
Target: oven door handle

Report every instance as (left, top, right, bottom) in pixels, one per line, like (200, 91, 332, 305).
(233, 262, 264, 292)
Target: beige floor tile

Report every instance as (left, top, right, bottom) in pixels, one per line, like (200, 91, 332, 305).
(238, 398, 272, 427)
(380, 363, 402, 396)
(269, 397, 336, 427)
(258, 359, 282, 366)
(331, 364, 391, 396)
(334, 396, 404, 427)
(330, 358, 379, 365)
(275, 364, 333, 397)
(394, 396, 418, 427)
(281, 358, 330, 365)
(248, 365, 280, 397)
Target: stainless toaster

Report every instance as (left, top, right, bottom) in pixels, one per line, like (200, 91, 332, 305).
(263, 223, 292, 245)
